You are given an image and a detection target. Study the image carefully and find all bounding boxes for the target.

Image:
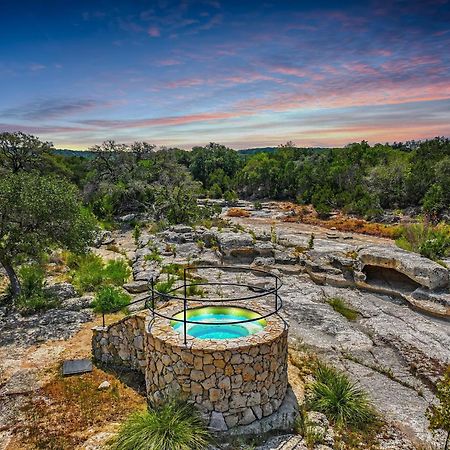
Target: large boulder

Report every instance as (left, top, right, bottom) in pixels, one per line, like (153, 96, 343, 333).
(44, 282, 78, 300)
(217, 231, 257, 262)
(358, 246, 449, 290)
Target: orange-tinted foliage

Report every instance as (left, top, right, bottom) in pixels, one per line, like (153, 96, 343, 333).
(279, 202, 399, 239)
(227, 207, 251, 218)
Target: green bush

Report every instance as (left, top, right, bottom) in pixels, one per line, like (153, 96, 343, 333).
(15, 265, 59, 315)
(395, 222, 450, 260)
(133, 223, 142, 244)
(110, 398, 210, 450)
(91, 285, 131, 313)
(19, 264, 46, 298)
(308, 364, 376, 427)
(427, 367, 450, 450)
(254, 200, 263, 210)
(103, 259, 131, 286)
(71, 253, 104, 292)
(186, 284, 205, 297)
(145, 248, 163, 264)
(422, 184, 445, 222)
(71, 254, 131, 292)
(155, 276, 177, 295)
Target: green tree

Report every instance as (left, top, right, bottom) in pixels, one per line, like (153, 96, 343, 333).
(427, 367, 450, 450)
(0, 173, 97, 299)
(189, 142, 242, 189)
(423, 184, 445, 222)
(0, 131, 53, 174)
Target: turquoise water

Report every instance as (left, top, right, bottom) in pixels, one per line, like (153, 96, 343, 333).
(171, 306, 266, 340)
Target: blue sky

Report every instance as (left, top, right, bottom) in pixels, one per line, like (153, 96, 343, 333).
(1, 0, 449, 149)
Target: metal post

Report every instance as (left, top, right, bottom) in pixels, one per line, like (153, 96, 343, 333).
(151, 277, 155, 321)
(102, 313, 105, 328)
(275, 276, 278, 312)
(183, 268, 188, 345)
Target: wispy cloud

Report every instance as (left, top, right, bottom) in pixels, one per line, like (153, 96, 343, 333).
(147, 26, 161, 37)
(1, 99, 108, 121)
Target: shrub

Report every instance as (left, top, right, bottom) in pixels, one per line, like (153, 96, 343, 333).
(223, 190, 238, 205)
(186, 284, 205, 298)
(395, 222, 450, 260)
(110, 398, 210, 450)
(327, 297, 359, 321)
(133, 223, 142, 245)
(308, 364, 376, 427)
(91, 286, 131, 313)
(294, 407, 325, 448)
(19, 264, 46, 298)
(423, 184, 445, 222)
(71, 253, 104, 292)
(103, 259, 131, 286)
(145, 248, 163, 264)
(254, 200, 263, 210)
(427, 367, 450, 450)
(155, 276, 177, 296)
(308, 233, 315, 250)
(15, 264, 59, 315)
(161, 263, 188, 279)
(208, 183, 223, 199)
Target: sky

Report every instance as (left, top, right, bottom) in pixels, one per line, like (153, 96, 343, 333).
(0, 0, 449, 150)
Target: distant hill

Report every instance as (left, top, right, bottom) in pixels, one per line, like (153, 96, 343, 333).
(53, 149, 95, 159)
(238, 147, 330, 155)
(237, 147, 278, 155)
(53, 146, 330, 159)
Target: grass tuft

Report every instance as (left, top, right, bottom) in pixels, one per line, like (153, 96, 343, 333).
(110, 398, 210, 450)
(327, 297, 359, 321)
(308, 364, 376, 428)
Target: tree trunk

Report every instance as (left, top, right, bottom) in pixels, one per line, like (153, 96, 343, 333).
(0, 258, 21, 298)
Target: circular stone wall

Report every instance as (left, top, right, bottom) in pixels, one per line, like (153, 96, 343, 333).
(145, 300, 288, 430)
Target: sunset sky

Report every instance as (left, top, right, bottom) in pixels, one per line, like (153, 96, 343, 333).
(1, 0, 449, 149)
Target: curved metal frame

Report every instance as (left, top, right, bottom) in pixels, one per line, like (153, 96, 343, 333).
(148, 265, 283, 345)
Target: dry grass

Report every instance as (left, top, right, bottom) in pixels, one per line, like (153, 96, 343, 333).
(226, 207, 251, 218)
(279, 202, 399, 239)
(17, 367, 146, 449)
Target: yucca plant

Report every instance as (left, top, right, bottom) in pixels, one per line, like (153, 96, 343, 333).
(308, 364, 376, 428)
(110, 398, 210, 450)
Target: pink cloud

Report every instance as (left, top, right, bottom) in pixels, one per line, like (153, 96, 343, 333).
(157, 58, 182, 66)
(148, 26, 161, 37)
(80, 111, 249, 129)
(271, 66, 308, 78)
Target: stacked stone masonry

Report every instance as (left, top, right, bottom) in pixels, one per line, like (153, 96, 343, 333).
(92, 313, 147, 373)
(92, 302, 288, 430)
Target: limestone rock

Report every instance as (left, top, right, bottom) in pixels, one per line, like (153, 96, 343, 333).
(123, 280, 149, 294)
(209, 411, 228, 431)
(45, 282, 78, 300)
(358, 245, 449, 290)
(61, 295, 93, 311)
(97, 380, 111, 390)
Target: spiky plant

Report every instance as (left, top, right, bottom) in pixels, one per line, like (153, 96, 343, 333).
(110, 398, 210, 450)
(309, 364, 376, 428)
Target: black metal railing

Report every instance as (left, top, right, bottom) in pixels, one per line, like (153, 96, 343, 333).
(148, 265, 283, 345)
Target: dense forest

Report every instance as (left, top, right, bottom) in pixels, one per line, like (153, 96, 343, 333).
(1, 133, 449, 224)
(0, 131, 449, 304)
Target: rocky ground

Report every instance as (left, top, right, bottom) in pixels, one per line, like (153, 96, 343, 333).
(0, 202, 449, 449)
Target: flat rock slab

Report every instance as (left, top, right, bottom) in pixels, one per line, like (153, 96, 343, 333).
(62, 359, 93, 376)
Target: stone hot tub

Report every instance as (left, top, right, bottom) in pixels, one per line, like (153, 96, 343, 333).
(93, 266, 291, 432)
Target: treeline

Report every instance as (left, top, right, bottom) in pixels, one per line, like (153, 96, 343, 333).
(185, 140, 449, 221)
(1, 133, 449, 224)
